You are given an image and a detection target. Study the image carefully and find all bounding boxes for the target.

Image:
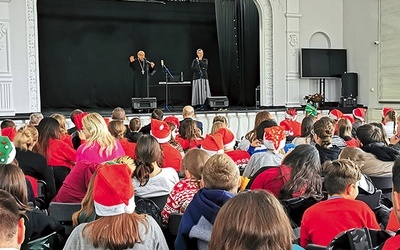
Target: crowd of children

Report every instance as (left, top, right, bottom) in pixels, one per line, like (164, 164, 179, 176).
(1, 105, 400, 249)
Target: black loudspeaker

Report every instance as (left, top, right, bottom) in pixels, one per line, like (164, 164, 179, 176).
(204, 96, 229, 110)
(131, 97, 157, 110)
(341, 72, 358, 97)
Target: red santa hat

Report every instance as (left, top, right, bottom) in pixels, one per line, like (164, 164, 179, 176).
(263, 126, 286, 154)
(329, 109, 344, 121)
(216, 127, 236, 150)
(0, 136, 16, 164)
(201, 134, 224, 156)
(1, 127, 17, 142)
(164, 116, 180, 129)
(342, 114, 355, 124)
(285, 108, 297, 121)
(150, 119, 171, 144)
(279, 120, 294, 136)
(93, 163, 135, 217)
(73, 112, 88, 131)
(352, 108, 366, 122)
(382, 107, 394, 118)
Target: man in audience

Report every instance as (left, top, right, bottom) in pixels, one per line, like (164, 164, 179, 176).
(383, 158, 400, 249)
(0, 119, 17, 141)
(175, 154, 240, 249)
(126, 117, 142, 143)
(0, 190, 26, 249)
(300, 159, 380, 247)
(179, 105, 203, 134)
(140, 109, 163, 134)
(111, 107, 129, 135)
(357, 123, 399, 176)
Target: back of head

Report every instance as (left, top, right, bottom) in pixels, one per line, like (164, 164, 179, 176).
(29, 113, 43, 126)
(129, 117, 142, 132)
(337, 118, 352, 138)
(0, 189, 26, 248)
(82, 113, 110, 142)
(202, 154, 239, 193)
(209, 190, 293, 250)
(301, 116, 314, 137)
(111, 107, 126, 120)
(254, 111, 273, 129)
(50, 113, 68, 135)
(35, 117, 61, 157)
(255, 119, 277, 140)
(356, 124, 382, 145)
(151, 109, 164, 120)
(14, 125, 38, 151)
(0, 164, 28, 205)
(1, 119, 16, 130)
(213, 115, 228, 126)
(134, 135, 161, 186)
(339, 147, 366, 165)
(70, 109, 84, 125)
(210, 121, 226, 135)
(180, 119, 200, 139)
(322, 159, 361, 196)
(182, 105, 194, 118)
(108, 120, 126, 139)
(313, 117, 334, 147)
(182, 149, 210, 180)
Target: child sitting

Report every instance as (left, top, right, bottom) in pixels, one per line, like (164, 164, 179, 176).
(175, 154, 240, 250)
(161, 149, 209, 225)
(300, 159, 380, 247)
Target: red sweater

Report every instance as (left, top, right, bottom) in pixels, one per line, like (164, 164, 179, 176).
(225, 150, 250, 170)
(300, 198, 380, 247)
(386, 209, 399, 231)
(119, 138, 137, 159)
(161, 143, 182, 172)
(383, 234, 400, 250)
(175, 135, 203, 151)
(249, 165, 291, 197)
(47, 138, 76, 169)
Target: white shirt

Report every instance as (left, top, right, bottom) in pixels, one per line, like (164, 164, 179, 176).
(132, 167, 179, 198)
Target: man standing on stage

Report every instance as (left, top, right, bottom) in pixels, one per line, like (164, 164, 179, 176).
(191, 48, 211, 110)
(129, 50, 156, 98)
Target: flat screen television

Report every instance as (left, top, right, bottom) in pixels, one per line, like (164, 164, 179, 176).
(300, 48, 347, 78)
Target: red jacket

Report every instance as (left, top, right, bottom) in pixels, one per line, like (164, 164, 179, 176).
(47, 138, 76, 169)
(249, 165, 291, 197)
(161, 143, 182, 172)
(175, 135, 203, 151)
(119, 138, 137, 159)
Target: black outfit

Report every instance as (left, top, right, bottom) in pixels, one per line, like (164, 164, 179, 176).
(16, 148, 57, 206)
(130, 59, 155, 98)
(315, 144, 341, 165)
(191, 58, 211, 106)
(139, 123, 151, 134)
(67, 126, 81, 149)
(126, 131, 143, 143)
(361, 142, 400, 161)
(179, 117, 203, 135)
(191, 58, 208, 80)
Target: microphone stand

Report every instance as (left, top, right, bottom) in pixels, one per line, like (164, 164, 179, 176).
(162, 61, 174, 112)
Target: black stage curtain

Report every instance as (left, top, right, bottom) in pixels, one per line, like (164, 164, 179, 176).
(38, 0, 258, 109)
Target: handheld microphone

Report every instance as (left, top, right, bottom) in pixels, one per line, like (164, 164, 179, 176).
(161, 60, 164, 68)
(144, 58, 151, 64)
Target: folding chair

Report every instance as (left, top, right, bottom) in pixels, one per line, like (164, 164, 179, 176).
(48, 202, 81, 236)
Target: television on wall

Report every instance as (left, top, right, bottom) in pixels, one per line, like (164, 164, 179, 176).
(300, 48, 347, 78)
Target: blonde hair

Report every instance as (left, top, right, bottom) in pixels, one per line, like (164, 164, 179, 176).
(14, 125, 38, 151)
(322, 159, 361, 195)
(210, 121, 226, 135)
(29, 113, 43, 126)
(181, 149, 210, 179)
(114, 156, 136, 174)
(202, 154, 239, 193)
(81, 113, 117, 156)
(245, 111, 273, 142)
(72, 171, 97, 227)
(182, 105, 194, 118)
(209, 190, 293, 250)
(338, 147, 366, 169)
(50, 113, 68, 135)
(108, 120, 127, 140)
(111, 107, 126, 120)
(337, 118, 353, 138)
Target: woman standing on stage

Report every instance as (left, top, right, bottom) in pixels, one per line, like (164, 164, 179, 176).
(191, 48, 211, 109)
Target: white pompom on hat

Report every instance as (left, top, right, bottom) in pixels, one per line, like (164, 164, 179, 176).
(150, 119, 171, 144)
(352, 108, 366, 122)
(201, 134, 224, 156)
(0, 136, 16, 164)
(329, 109, 344, 121)
(93, 163, 136, 217)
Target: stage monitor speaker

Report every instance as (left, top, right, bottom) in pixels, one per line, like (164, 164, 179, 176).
(204, 96, 229, 110)
(131, 97, 157, 110)
(341, 72, 358, 97)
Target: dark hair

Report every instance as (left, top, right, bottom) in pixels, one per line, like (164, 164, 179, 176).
(387, 110, 397, 135)
(0, 164, 29, 206)
(151, 109, 163, 120)
(301, 117, 314, 137)
(393, 158, 400, 192)
(0, 190, 26, 243)
(129, 117, 141, 132)
(134, 135, 162, 186)
(213, 115, 228, 126)
(180, 119, 202, 140)
(0, 119, 15, 129)
(34, 117, 61, 158)
(322, 159, 361, 196)
(255, 119, 278, 140)
(313, 117, 334, 148)
(279, 144, 322, 199)
(356, 124, 382, 145)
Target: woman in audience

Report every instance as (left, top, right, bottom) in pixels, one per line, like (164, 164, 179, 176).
(64, 163, 168, 250)
(76, 112, 125, 164)
(249, 144, 322, 200)
(209, 190, 303, 250)
(0, 164, 64, 248)
(370, 122, 390, 146)
(292, 116, 314, 145)
(383, 109, 397, 139)
(34, 117, 76, 190)
(164, 116, 184, 156)
(210, 121, 226, 135)
(175, 119, 204, 151)
(212, 115, 228, 126)
(108, 120, 136, 159)
(237, 110, 273, 151)
(50, 113, 73, 148)
(161, 149, 209, 225)
(313, 117, 341, 164)
(14, 125, 56, 206)
(72, 171, 97, 227)
(132, 135, 179, 198)
(337, 118, 360, 147)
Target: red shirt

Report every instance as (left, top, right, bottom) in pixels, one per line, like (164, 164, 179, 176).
(175, 135, 203, 151)
(47, 138, 76, 169)
(161, 143, 182, 172)
(300, 198, 380, 247)
(383, 234, 400, 250)
(386, 209, 399, 231)
(344, 137, 360, 147)
(225, 150, 250, 170)
(119, 138, 137, 159)
(60, 134, 74, 149)
(249, 165, 292, 197)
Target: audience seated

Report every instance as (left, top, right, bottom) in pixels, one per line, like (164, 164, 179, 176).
(0, 189, 26, 249)
(292, 116, 314, 145)
(175, 154, 240, 250)
(108, 120, 137, 159)
(51, 113, 74, 149)
(243, 125, 285, 178)
(237, 110, 273, 151)
(72, 172, 97, 227)
(352, 107, 366, 132)
(300, 159, 380, 247)
(209, 190, 304, 250)
(382, 157, 400, 249)
(280, 108, 301, 139)
(76, 113, 125, 165)
(162, 149, 209, 225)
(245, 119, 278, 156)
(357, 123, 399, 176)
(14, 126, 56, 206)
(64, 163, 168, 250)
(140, 109, 163, 134)
(67, 109, 85, 149)
(217, 127, 250, 171)
(179, 105, 203, 134)
(176, 119, 204, 151)
(209, 121, 226, 135)
(337, 118, 360, 147)
(164, 116, 184, 156)
(28, 113, 44, 127)
(382, 108, 397, 139)
(126, 117, 143, 143)
(313, 117, 341, 165)
(150, 119, 182, 171)
(212, 115, 228, 127)
(132, 135, 179, 198)
(1, 119, 17, 141)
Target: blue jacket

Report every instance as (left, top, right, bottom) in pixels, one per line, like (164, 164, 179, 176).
(174, 188, 234, 250)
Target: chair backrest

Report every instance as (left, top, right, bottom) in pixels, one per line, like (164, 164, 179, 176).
(25, 175, 39, 198)
(356, 189, 382, 210)
(148, 195, 169, 210)
(168, 213, 183, 236)
(369, 176, 393, 191)
(280, 196, 320, 227)
(135, 198, 163, 226)
(21, 232, 64, 250)
(48, 202, 81, 236)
